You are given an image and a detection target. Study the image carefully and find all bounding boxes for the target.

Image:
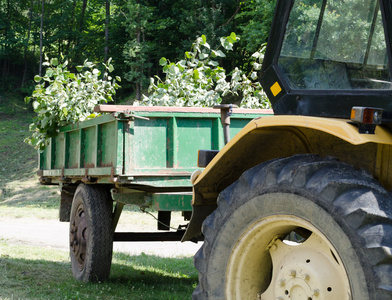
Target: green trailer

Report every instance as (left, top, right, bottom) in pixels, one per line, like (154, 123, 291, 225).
(38, 105, 271, 282)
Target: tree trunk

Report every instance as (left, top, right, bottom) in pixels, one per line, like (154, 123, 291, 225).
(104, 0, 110, 63)
(80, 0, 88, 33)
(21, 0, 34, 88)
(39, 0, 44, 77)
(136, 83, 141, 100)
(2, 0, 10, 82)
(66, 0, 77, 54)
(74, 0, 88, 52)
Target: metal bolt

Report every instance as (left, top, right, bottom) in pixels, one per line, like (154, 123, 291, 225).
(290, 270, 297, 277)
(313, 289, 320, 296)
(279, 279, 286, 287)
(305, 274, 310, 281)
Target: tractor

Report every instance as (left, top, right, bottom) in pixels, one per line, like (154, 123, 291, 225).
(186, 0, 392, 298)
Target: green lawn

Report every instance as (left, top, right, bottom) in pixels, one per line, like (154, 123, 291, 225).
(0, 240, 197, 299)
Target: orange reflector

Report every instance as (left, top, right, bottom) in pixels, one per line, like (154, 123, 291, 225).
(363, 108, 374, 124)
(350, 109, 356, 120)
(351, 106, 383, 124)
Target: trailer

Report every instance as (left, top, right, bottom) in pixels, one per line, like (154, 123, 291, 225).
(38, 105, 271, 281)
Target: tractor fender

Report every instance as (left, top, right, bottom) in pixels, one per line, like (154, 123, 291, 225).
(183, 115, 392, 241)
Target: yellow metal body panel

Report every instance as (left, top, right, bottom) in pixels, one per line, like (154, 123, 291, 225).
(193, 115, 392, 205)
(182, 115, 392, 241)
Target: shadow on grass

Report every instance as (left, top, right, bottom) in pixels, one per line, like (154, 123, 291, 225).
(0, 248, 197, 299)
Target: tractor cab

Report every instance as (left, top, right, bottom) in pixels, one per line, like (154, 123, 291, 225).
(261, 0, 392, 119)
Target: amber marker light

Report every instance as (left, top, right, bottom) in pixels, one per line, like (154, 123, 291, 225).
(351, 106, 383, 125)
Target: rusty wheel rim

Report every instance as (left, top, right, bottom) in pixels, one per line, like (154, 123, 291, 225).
(70, 203, 88, 271)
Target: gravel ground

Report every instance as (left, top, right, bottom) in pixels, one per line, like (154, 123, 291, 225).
(0, 216, 202, 257)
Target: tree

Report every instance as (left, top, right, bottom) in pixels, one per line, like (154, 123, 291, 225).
(39, 0, 44, 76)
(0, 0, 277, 100)
(122, 0, 153, 99)
(236, 0, 277, 54)
(21, 0, 34, 88)
(104, 0, 110, 63)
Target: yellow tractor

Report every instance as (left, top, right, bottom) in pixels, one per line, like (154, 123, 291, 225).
(184, 0, 392, 299)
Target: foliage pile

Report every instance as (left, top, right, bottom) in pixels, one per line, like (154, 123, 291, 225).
(24, 56, 121, 150)
(138, 33, 269, 108)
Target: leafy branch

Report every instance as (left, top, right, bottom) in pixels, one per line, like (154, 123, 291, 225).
(136, 33, 270, 109)
(25, 56, 121, 150)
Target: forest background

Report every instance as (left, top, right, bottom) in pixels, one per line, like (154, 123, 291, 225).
(0, 0, 276, 103)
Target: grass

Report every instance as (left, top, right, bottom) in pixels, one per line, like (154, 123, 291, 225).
(0, 94, 60, 210)
(0, 94, 199, 298)
(0, 240, 198, 299)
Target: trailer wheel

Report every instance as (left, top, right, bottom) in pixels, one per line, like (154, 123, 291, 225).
(69, 184, 113, 282)
(193, 155, 392, 299)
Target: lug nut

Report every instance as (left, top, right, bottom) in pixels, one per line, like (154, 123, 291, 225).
(279, 279, 286, 287)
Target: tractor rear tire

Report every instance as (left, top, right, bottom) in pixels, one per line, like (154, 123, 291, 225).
(69, 183, 113, 282)
(193, 154, 392, 299)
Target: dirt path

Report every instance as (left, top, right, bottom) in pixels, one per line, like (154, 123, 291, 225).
(0, 216, 202, 258)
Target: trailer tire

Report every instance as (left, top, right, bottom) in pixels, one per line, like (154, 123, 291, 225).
(193, 154, 392, 299)
(70, 184, 113, 282)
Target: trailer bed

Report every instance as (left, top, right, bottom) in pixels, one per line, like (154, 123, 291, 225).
(39, 105, 272, 192)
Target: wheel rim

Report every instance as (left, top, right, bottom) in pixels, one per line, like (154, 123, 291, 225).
(225, 215, 351, 300)
(70, 203, 88, 271)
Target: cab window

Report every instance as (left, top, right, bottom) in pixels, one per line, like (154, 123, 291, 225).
(278, 0, 391, 90)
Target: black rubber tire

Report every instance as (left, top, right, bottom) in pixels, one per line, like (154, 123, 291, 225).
(193, 154, 392, 299)
(69, 183, 113, 282)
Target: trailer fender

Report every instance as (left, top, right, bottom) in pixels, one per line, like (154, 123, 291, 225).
(182, 115, 392, 241)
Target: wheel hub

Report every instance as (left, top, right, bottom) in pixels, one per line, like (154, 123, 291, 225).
(261, 234, 348, 299)
(70, 204, 88, 271)
(225, 215, 351, 300)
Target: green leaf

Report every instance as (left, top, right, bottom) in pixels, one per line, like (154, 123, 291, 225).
(201, 35, 207, 44)
(202, 42, 210, 50)
(34, 75, 42, 83)
(65, 72, 74, 80)
(253, 62, 262, 70)
(169, 65, 180, 76)
(193, 69, 200, 80)
(230, 32, 238, 42)
(220, 37, 233, 51)
(208, 61, 219, 67)
(199, 53, 208, 60)
(32, 101, 39, 110)
(251, 72, 258, 80)
(159, 57, 167, 66)
(216, 50, 226, 57)
(51, 58, 59, 66)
